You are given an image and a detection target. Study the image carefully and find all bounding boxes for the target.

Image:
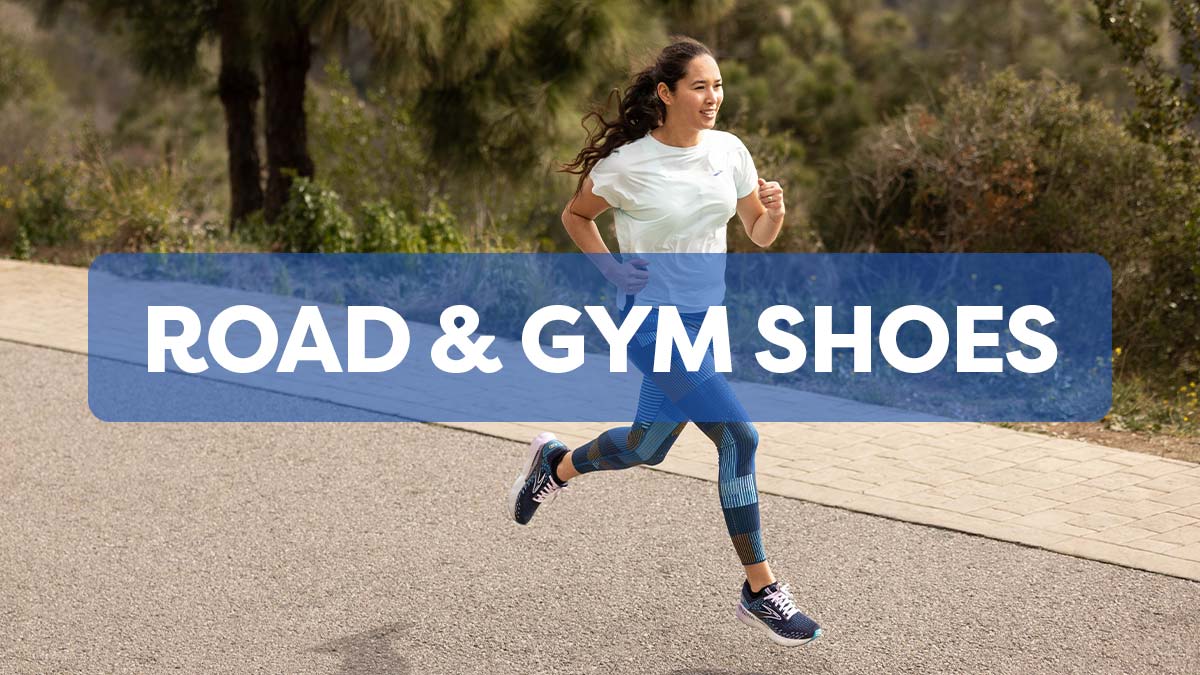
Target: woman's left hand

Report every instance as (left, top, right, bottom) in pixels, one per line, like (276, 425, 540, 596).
(757, 178, 785, 218)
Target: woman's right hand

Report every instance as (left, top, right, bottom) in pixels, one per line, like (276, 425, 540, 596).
(605, 258, 650, 294)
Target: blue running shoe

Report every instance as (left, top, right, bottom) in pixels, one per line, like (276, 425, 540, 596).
(734, 581, 822, 647)
(508, 432, 569, 525)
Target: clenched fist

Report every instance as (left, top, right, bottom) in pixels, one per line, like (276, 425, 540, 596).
(758, 177, 785, 218)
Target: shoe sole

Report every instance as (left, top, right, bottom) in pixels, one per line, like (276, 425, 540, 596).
(734, 603, 822, 647)
(507, 432, 557, 524)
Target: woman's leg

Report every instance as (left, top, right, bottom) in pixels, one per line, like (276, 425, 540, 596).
(546, 308, 819, 643)
(565, 312, 774, 579)
(559, 375, 687, 481)
(676, 374, 771, 576)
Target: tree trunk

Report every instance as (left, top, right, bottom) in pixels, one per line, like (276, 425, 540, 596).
(216, 0, 263, 231)
(262, 10, 314, 223)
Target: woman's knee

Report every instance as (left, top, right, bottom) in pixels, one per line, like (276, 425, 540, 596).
(641, 441, 675, 466)
(701, 420, 758, 452)
(625, 434, 676, 466)
(730, 421, 759, 456)
(626, 422, 684, 466)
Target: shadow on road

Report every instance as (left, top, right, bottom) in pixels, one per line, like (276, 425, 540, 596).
(313, 621, 413, 674)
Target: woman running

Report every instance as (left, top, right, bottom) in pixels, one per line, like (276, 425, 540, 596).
(507, 37, 822, 647)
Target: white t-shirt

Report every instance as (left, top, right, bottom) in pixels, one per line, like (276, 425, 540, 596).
(589, 129, 758, 312)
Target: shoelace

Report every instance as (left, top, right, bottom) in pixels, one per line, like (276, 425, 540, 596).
(531, 472, 567, 504)
(764, 583, 800, 620)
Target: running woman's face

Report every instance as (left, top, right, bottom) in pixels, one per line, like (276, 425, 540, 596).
(660, 54, 723, 130)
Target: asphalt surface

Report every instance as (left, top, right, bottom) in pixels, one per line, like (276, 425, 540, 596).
(2, 340, 1199, 674)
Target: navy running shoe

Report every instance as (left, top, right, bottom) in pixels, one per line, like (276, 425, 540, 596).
(734, 580, 822, 647)
(508, 432, 569, 525)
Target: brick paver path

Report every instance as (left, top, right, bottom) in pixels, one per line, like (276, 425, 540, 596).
(4, 258, 1198, 580)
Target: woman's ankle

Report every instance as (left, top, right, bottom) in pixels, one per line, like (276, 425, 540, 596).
(744, 560, 775, 592)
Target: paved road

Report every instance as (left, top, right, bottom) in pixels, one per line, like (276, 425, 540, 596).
(8, 258, 1200, 582)
(2, 341, 1198, 674)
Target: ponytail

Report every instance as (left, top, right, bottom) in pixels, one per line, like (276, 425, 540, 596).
(561, 37, 712, 194)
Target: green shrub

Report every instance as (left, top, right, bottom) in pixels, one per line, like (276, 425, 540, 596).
(358, 198, 468, 253)
(0, 31, 45, 106)
(1108, 349, 1200, 436)
(0, 28, 69, 171)
(415, 201, 467, 253)
(274, 176, 356, 253)
(75, 165, 184, 252)
(308, 62, 429, 220)
(256, 176, 470, 255)
(13, 160, 78, 247)
(816, 69, 1200, 377)
(13, 222, 31, 260)
(358, 200, 410, 253)
(1, 126, 228, 259)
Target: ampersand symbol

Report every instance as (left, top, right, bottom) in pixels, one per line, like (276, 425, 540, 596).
(431, 305, 503, 373)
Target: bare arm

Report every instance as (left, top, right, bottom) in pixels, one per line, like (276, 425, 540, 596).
(736, 177, 786, 248)
(561, 176, 618, 268)
(561, 176, 648, 292)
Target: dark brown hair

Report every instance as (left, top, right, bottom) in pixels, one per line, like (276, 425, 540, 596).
(561, 37, 713, 194)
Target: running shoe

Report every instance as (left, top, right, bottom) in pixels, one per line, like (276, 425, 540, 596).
(734, 580, 822, 647)
(508, 432, 569, 525)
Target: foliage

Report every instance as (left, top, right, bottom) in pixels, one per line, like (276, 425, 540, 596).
(78, 130, 224, 252)
(0, 26, 67, 167)
(307, 62, 432, 217)
(413, 0, 654, 180)
(82, 0, 217, 85)
(11, 160, 77, 248)
(1093, 0, 1200, 380)
(714, 1, 885, 162)
(1109, 349, 1199, 434)
(359, 199, 467, 253)
(816, 69, 1200, 377)
(1095, 0, 1200, 167)
(409, 201, 468, 253)
(270, 175, 356, 253)
(357, 200, 412, 253)
(1, 124, 227, 260)
(903, 1, 1131, 104)
(5, 0, 1200, 431)
(242, 176, 470, 254)
(0, 28, 52, 105)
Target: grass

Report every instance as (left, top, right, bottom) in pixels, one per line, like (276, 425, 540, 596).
(1107, 349, 1199, 435)
(999, 349, 1199, 464)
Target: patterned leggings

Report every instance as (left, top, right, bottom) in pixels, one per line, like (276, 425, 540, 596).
(569, 307, 765, 565)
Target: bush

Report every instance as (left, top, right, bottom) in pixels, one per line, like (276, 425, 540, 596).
(1, 127, 226, 259)
(73, 135, 194, 252)
(273, 176, 356, 253)
(0, 28, 71, 178)
(1108, 349, 1200, 435)
(252, 178, 470, 254)
(307, 62, 430, 221)
(358, 200, 413, 253)
(12, 160, 78, 248)
(359, 199, 468, 253)
(414, 201, 468, 253)
(816, 69, 1200, 377)
(0, 31, 45, 106)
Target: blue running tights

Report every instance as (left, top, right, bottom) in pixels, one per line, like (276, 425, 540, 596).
(569, 308, 765, 565)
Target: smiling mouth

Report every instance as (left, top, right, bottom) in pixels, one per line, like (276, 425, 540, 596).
(700, 109, 717, 118)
